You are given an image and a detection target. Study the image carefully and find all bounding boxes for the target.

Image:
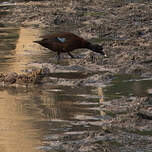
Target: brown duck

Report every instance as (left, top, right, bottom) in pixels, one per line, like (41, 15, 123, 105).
(34, 32, 107, 62)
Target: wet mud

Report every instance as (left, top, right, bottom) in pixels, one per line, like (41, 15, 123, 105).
(1, 0, 152, 77)
(0, 0, 152, 151)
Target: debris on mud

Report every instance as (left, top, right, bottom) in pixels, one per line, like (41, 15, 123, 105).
(0, 67, 49, 86)
(0, 59, 114, 87)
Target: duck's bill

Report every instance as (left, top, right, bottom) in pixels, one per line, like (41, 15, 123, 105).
(104, 54, 108, 57)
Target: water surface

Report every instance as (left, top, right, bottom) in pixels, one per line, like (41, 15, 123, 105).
(0, 25, 152, 152)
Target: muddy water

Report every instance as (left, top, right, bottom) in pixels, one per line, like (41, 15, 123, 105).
(0, 25, 50, 72)
(0, 25, 152, 152)
(104, 75, 152, 100)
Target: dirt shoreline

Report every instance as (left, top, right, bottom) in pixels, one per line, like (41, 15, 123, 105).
(0, 0, 152, 79)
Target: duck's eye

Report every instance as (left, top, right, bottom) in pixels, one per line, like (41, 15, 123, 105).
(57, 37, 66, 43)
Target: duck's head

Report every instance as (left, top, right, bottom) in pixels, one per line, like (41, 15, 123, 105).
(89, 44, 107, 57)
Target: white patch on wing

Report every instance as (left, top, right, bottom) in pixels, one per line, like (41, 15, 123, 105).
(57, 37, 66, 43)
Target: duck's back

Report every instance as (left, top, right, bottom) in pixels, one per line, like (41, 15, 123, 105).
(43, 32, 81, 41)
(40, 32, 90, 52)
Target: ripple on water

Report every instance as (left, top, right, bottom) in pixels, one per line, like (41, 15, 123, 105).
(0, 24, 152, 152)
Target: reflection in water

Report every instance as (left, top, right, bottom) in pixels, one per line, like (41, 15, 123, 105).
(0, 89, 41, 152)
(98, 87, 104, 104)
(0, 26, 53, 73)
(103, 75, 152, 100)
(132, 81, 147, 96)
(15, 27, 42, 54)
(0, 85, 103, 152)
(97, 87, 106, 116)
(0, 26, 19, 72)
(12, 27, 45, 72)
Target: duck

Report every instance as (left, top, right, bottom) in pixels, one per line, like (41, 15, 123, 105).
(34, 32, 107, 62)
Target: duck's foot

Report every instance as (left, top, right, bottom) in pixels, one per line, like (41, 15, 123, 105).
(68, 52, 75, 58)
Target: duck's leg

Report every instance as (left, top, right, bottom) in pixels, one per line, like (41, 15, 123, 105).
(57, 51, 61, 63)
(68, 52, 75, 58)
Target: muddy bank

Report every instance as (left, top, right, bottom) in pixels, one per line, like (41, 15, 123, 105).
(0, 0, 152, 78)
(0, 56, 113, 87)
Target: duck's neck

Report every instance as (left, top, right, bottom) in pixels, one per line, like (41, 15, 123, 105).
(87, 42, 96, 51)
(85, 41, 94, 50)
